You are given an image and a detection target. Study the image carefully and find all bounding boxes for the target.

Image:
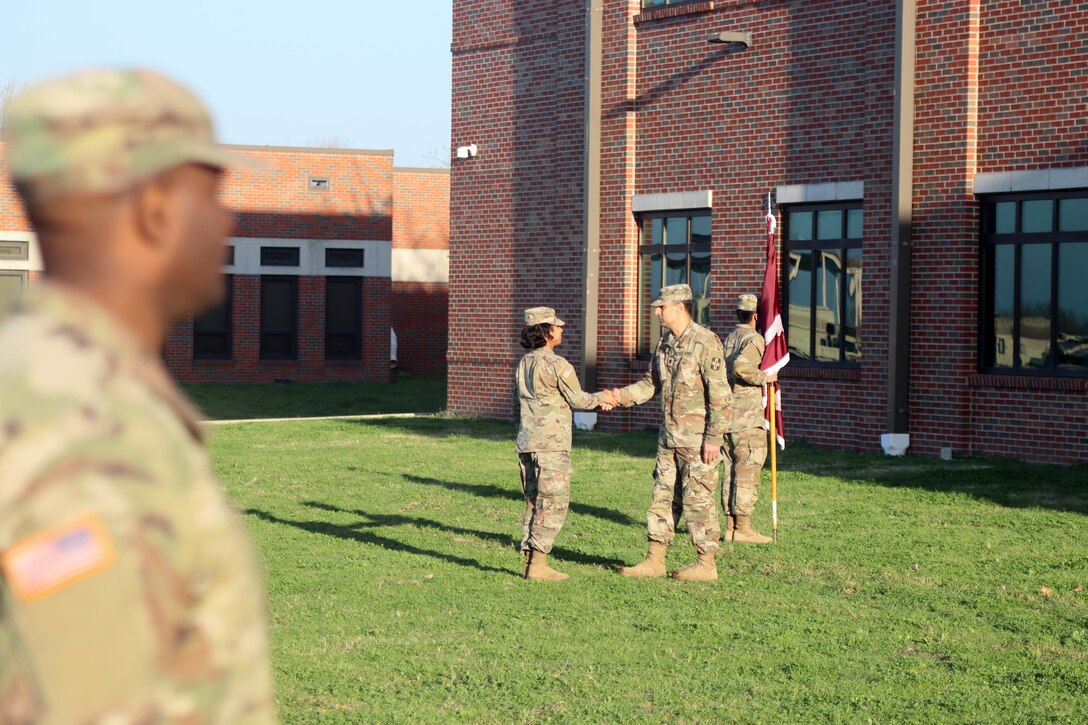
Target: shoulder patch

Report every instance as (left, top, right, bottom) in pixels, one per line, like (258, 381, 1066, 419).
(561, 365, 574, 379)
(710, 357, 722, 371)
(1, 514, 115, 603)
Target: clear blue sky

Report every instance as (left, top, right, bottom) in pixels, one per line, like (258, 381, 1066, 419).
(4, 0, 453, 168)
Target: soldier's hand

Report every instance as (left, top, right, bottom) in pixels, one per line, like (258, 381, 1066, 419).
(765, 372, 778, 383)
(701, 442, 720, 465)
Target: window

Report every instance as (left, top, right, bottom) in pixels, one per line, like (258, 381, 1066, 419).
(260, 246, 300, 267)
(783, 204, 863, 364)
(260, 276, 298, 359)
(325, 277, 362, 360)
(193, 275, 232, 359)
(980, 192, 1088, 374)
(325, 248, 364, 268)
(636, 212, 711, 355)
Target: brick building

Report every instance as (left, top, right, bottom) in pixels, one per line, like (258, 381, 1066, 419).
(448, 0, 1088, 463)
(0, 145, 450, 383)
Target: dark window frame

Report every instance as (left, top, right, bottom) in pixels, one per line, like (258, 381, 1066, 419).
(325, 276, 363, 361)
(782, 202, 863, 367)
(193, 275, 233, 360)
(979, 189, 1088, 377)
(635, 210, 712, 358)
(260, 275, 299, 360)
(260, 246, 301, 267)
(325, 248, 365, 268)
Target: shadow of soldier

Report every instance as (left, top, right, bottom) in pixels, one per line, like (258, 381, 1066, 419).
(302, 501, 628, 570)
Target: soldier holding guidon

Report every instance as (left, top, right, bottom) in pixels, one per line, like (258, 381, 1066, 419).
(721, 294, 778, 544)
(609, 284, 732, 582)
(516, 307, 615, 582)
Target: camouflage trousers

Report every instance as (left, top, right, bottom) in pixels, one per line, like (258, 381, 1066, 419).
(518, 450, 571, 554)
(647, 446, 721, 555)
(721, 428, 768, 516)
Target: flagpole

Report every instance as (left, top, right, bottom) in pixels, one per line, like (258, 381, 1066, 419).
(768, 382, 778, 543)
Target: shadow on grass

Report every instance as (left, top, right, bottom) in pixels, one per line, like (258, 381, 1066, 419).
(400, 474, 643, 528)
(303, 501, 627, 569)
(244, 508, 513, 576)
(776, 443, 1088, 515)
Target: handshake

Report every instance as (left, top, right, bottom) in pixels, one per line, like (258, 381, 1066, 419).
(596, 388, 622, 412)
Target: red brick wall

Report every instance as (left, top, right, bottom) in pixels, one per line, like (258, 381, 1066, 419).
(393, 168, 450, 374)
(449, 1, 589, 417)
(0, 148, 30, 232)
(224, 146, 393, 240)
(449, 0, 1088, 462)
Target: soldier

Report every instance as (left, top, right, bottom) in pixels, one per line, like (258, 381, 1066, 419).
(516, 307, 614, 582)
(610, 284, 732, 582)
(0, 70, 277, 722)
(721, 294, 778, 544)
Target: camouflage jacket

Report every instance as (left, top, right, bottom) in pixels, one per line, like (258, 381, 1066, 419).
(616, 321, 732, 449)
(0, 284, 277, 724)
(723, 324, 768, 433)
(516, 349, 602, 453)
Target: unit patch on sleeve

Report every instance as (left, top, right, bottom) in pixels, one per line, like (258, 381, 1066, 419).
(1, 514, 115, 603)
(710, 357, 722, 371)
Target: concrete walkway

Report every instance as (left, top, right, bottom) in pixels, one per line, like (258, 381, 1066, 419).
(204, 412, 425, 426)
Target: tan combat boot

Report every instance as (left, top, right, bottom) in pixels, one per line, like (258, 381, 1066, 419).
(525, 551, 569, 582)
(733, 515, 773, 544)
(670, 551, 718, 581)
(721, 514, 736, 542)
(618, 540, 668, 578)
(521, 548, 531, 577)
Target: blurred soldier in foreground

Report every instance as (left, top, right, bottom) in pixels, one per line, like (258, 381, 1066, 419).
(0, 69, 277, 723)
(516, 307, 615, 581)
(720, 294, 778, 544)
(609, 284, 732, 581)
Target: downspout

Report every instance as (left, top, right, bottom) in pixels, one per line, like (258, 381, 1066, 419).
(882, 0, 916, 456)
(576, 0, 604, 431)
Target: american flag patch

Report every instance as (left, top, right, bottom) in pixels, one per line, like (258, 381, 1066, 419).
(1, 514, 115, 603)
(562, 366, 573, 378)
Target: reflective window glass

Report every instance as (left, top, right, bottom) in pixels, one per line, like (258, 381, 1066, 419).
(788, 250, 812, 360)
(1059, 198, 1088, 232)
(1058, 242, 1088, 371)
(1020, 244, 1052, 368)
(1022, 200, 1053, 234)
(788, 211, 813, 242)
(817, 210, 843, 241)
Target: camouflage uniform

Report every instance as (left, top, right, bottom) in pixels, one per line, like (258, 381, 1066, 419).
(614, 288, 732, 555)
(516, 308, 604, 555)
(721, 295, 771, 518)
(0, 70, 276, 724)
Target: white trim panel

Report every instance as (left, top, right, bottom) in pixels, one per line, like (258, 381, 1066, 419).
(392, 248, 449, 284)
(631, 190, 713, 213)
(0, 231, 43, 272)
(974, 167, 1088, 194)
(224, 237, 392, 277)
(776, 181, 864, 204)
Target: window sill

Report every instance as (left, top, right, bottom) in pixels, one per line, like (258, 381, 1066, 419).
(635, 2, 716, 24)
(780, 365, 861, 381)
(969, 374, 1088, 392)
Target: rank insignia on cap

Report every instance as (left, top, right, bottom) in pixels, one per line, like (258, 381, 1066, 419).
(1, 514, 115, 603)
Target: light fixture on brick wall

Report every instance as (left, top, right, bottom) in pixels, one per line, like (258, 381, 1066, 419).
(455, 144, 478, 160)
(708, 31, 752, 49)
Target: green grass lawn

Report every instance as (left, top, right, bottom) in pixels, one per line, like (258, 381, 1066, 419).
(206, 391, 1088, 723)
(185, 375, 447, 420)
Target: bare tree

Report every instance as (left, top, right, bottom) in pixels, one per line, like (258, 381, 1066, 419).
(306, 134, 353, 149)
(1, 78, 21, 132)
(423, 145, 451, 169)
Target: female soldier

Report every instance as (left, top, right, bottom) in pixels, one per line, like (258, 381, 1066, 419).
(516, 307, 614, 581)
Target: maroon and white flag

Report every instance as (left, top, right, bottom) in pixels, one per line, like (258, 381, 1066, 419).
(759, 195, 789, 449)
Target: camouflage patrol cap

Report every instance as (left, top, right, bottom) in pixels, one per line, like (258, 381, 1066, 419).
(651, 283, 694, 307)
(524, 307, 565, 326)
(737, 294, 759, 312)
(2, 68, 239, 201)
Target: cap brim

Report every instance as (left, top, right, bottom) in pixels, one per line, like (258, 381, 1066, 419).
(650, 300, 665, 307)
(552, 318, 565, 326)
